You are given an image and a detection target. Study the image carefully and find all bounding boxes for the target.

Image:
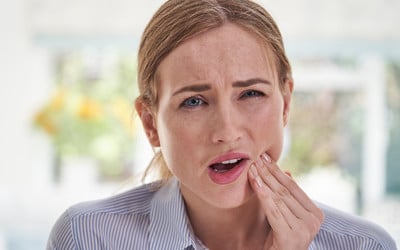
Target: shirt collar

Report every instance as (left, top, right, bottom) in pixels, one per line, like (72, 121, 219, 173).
(149, 177, 203, 250)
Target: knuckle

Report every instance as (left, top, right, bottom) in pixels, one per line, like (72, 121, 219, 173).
(269, 166, 280, 177)
(270, 206, 281, 219)
(276, 186, 290, 197)
(272, 195, 284, 206)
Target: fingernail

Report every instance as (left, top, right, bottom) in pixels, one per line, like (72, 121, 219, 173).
(261, 153, 271, 163)
(255, 176, 262, 188)
(250, 164, 257, 177)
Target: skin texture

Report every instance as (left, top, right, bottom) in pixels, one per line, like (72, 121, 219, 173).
(136, 22, 323, 250)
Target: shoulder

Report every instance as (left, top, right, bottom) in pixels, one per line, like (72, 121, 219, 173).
(47, 181, 162, 249)
(68, 181, 161, 217)
(312, 202, 397, 250)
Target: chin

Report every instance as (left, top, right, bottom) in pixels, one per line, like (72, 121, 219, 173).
(210, 181, 255, 209)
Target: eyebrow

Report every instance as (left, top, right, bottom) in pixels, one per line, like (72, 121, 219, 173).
(172, 84, 211, 96)
(232, 78, 272, 87)
(172, 78, 271, 96)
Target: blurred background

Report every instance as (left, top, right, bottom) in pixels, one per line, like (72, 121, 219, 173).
(0, 0, 399, 249)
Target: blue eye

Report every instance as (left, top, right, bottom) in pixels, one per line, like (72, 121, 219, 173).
(181, 96, 205, 108)
(241, 90, 264, 98)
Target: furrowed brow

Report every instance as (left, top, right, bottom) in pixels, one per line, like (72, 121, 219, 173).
(232, 78, 272, 87)
(172, 78, 270, 96)
(172, 84, 211, 96)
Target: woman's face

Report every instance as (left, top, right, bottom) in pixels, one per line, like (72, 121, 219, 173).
(145, 23, 292, 209)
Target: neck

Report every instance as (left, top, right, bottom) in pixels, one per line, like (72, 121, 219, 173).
(182, 189, 269, 250)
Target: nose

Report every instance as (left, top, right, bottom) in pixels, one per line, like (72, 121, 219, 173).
(210, 105, 243, 144)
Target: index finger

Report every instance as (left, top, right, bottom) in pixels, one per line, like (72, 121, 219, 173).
(261, 153, 324, 221)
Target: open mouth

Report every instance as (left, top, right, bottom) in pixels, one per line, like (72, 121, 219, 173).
(209, 158, 244, 173)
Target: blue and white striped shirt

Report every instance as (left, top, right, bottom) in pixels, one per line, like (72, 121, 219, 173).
(47, 177, 397, 249)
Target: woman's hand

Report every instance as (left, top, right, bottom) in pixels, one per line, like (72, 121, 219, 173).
(248, 153, 324, 250)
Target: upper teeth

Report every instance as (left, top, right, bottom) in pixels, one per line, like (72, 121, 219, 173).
(221, 158, 240, 164)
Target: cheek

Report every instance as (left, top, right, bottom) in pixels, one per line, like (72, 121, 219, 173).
(250, 99, 285, 159)
(156, 112, 203, 171)
(159, 113, 203, 146)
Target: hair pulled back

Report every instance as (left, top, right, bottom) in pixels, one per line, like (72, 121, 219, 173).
(137, 0, 292, 182)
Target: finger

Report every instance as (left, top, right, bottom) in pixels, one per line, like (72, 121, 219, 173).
(254, 155, 308, 219)
(284, 171, 292, 178)
(249, 164, 294, 231)
(249, 164, 322, 247)
(261, 153, 307, 203)
(263, 154, 323, 224)
(252, 159, 305, 227)
(261, 153, 324, 222)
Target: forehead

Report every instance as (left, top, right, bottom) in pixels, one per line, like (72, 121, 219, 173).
(156, 22, 278, 88)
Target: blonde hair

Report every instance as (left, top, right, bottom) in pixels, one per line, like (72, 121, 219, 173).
(136, 0, 292, 183)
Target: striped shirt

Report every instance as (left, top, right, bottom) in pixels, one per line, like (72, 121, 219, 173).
(47, 177, 397, 250)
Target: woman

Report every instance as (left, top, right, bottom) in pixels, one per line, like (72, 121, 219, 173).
(47, 0, 397, 249)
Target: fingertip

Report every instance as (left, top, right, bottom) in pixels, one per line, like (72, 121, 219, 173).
(284, 171, 292, 178)
(255, 176, 262, 188)
(248, 165, 262, 189)
(261, 152, 272, 163)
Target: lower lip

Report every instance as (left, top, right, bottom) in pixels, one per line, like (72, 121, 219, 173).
(208, 160, 248, 185)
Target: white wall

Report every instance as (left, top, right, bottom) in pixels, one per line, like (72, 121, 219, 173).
(0, 0, 54, 246)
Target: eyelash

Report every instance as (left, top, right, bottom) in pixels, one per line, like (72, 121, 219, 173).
(240, 90, 265, 99)
(179, 90, 265, 109)
(180, 96, 206, 108)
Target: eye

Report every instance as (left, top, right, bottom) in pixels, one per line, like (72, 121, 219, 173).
(240, 90, 265, 99)
(181, 96, 205, 108)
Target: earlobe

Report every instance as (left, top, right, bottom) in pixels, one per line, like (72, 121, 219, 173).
(282, 79, 293, 126)
(135, 99, 160, 147)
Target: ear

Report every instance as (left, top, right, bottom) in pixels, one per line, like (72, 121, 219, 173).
(282, 79, 293, 126)
(135, 98, 160, 147)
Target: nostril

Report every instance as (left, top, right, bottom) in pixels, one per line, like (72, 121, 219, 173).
(212, 131, 242, 144)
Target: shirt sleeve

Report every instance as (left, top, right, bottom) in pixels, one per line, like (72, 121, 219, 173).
(314, 202, 398, 250)
(47, 210, 76, 250)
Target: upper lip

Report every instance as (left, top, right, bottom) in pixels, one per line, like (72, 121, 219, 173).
(208, 152, 250, 166)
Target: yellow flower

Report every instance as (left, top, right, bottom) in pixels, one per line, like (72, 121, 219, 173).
(49, 88, 66, 110)
(77, 96, 103, 120)
(34, 109, 57, 135)
(111, 97, 135, 135)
